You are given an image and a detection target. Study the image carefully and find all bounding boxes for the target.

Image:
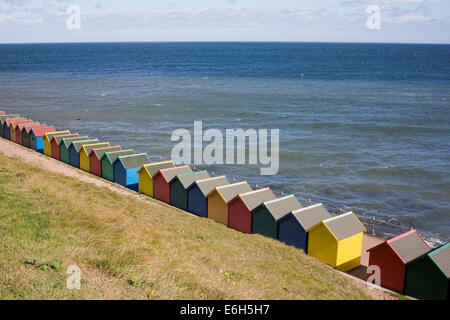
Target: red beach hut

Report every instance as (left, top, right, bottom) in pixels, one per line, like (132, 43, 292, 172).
(367, 229, 431, 293)
(153, 165, 192, 204)
(16, 122, 41, 145)
(51, 133, 79, 160)
(89, 145, 122, 177)
(228, 188, 277, 234)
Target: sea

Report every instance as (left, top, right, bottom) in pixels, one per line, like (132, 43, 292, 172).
(0, 42, 449, 244)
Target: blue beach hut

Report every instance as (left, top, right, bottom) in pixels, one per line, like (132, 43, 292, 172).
(29, 126, 56, 153)
(186, 176, 229, 217)
(113, 153, 151, 191)
(69, 139, 98, 168)
(278, 203, 331, 252)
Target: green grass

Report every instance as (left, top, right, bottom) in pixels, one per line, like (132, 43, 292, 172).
(0, 152, 374, 300)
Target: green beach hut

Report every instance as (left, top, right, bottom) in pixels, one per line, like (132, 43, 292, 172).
(101, 149, 135, 182)
(169, 170, 211, 211)
(60, 136, 89, 164)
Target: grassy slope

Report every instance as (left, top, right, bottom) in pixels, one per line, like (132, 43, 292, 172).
(0, 153, 371, 300)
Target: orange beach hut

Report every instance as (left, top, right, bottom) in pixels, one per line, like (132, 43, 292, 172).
(3, 117, 25, 139)
(10, 119, 33, 142)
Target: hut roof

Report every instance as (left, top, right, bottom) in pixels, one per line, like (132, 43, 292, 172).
(91, 146, 122, 159)
(71, 139, 99, 152)
(102, 150, 134, 164)
(158, 166, 193, 183)
(237, 188, 277, 211)
(45, 131, 71, 142)
(53, 134, 79, 146)
(316, 212, 366, 241)
(82, 142, 110, 155)
(0, 115, 21, 124)
(258, 195, 303, 221)
(115, 153, 150, 169)
(5, 118, 26, 126)
(190, 176, 229, 196)
(18, 122, 41, 131)
(61, 136, 89, 149)
(172, 171, 211, 189)
(137, 161, 175, 177)
(429, 244, 450, 278)
(291, 203, 331, 231)
(209, 182, 252, 203)
(386, 230, 431, 264)
(11, 119, 32, 128)
(30, 127, 56, 137)
(24, 124, 47, 133)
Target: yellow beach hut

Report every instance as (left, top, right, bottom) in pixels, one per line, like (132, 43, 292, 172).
(79, 142, 110, 172)
(138, 160, 175, 197)
(43, 131, 70, 156)
(306, 211, 366, 272)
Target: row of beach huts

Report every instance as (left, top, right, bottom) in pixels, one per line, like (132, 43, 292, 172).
(0, 111, 448, 300)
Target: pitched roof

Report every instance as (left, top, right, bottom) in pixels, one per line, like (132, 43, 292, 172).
(261, 195, 303, 221)
(11, 120, 33, 128)
(24, 124, 47, 133)
(44, 131, 70, 142)
(291, 203, 332, 231)
(115, 153, 150, 169)
(138, 161, 175, 177)
(91, 146, 122, 160)
(102, 150, 135, 163)
(61, 136, 89, 149)
(387, 230, 431, 264)
(210, 182, 252, 202)
(5, 118, 26, 126)
(71, 139, 99, 152)
(82, 142, 110, 156)
(0, 115, 21, 124)
(237, 188, 277, 211)
(18, 122, 41, 131)
(191, 176, 229, 196)
(29, 126, 56, 137)
(429, 244, 450, 278)
(172, 171, 211, 189)
(52, 134, 79, 146)
(318, 212, 366, 241)
(159, 166, 193, 183)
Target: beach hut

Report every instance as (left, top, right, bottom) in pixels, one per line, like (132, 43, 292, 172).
(29, 127, 56, 153)
(206, 182, 252, 226)
(3, 118, 25, 139)
(15, 122, 41, 145)
(79, 142, 111, 172)
(0, 114, 20, 138)
(101, 149, 135, 182)
(278, 203, 331, 252)
(251, 195, 303, 239)
(113, 153, 151, 191)
(21, 124, 47, 148)
(43, 131, 70, 156)
(69, 139, 98, 168)
(153, 166, 193, 204)
(0, 111, 4, 115)
(137, 161, 175, 197)
(307, 212, 366, 272)
(367, 229, 431, 293)
(186, 176, 229, 218)
(405, 243, 450, 300)
(228, 188, 277, 234)
(51, 133, 79, 160)
(89, 146, 122, 177)
(60, 136, 89, 164)
(169, 171, 211, 211)
(10, 119, 32, 142)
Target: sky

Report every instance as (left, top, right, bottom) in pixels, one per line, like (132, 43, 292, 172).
(0, 0, 449, 43)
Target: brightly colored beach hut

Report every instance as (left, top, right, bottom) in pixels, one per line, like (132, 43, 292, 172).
(69, 139, 98, 168)
(367, 229, 431, 293)
(43, 131, 70, 156)
(79, 142, 111, 172)
(251, 195, 303, 239)
(101, 149, 135, 182)
(113, 153, 151, 191)
(153, 166, 193, 204)
(3, 117, 25, 139)
(206, 182, 252, 226)
(51, 133, 79, 160)
(405, 243, 450, 300)
(10, 119, 32, 142)
(307, 212, 366, 272)
(137, 161, 175, 197)
(0, 111, 4, 115)
(0, 114, 20, 138)
(29, 127, 56, 153)
(15, 122, 40, 145)
(278, 203, 331, 252)
(89, 146, 122, 177)
(228, 188, 277, 234)
(21, 124, 47, 148)
(186, 176, 229, 218)
(169, 171, 211, 211)
(60, 136, 89, 164)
